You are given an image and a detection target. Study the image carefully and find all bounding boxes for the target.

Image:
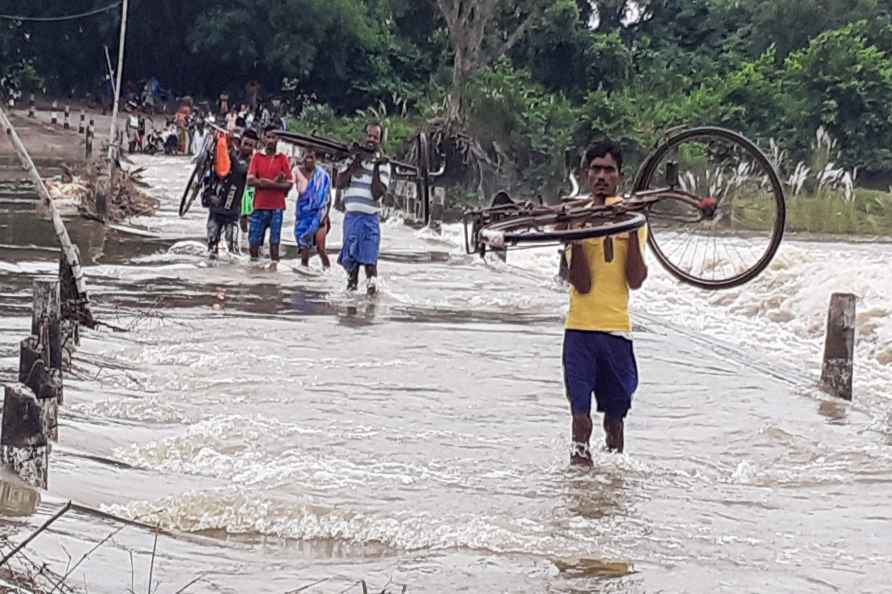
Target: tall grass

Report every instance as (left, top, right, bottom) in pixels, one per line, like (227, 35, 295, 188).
(781, 128, 892, 235)
(731, 127, 892, 235)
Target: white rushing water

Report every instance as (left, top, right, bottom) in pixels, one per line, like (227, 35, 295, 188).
(2, 155, 892, 593)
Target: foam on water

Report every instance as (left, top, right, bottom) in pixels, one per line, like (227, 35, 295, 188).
(103, 488, 587, 554)
(437, 222, 892, 410)
(29, 156, 890, 592)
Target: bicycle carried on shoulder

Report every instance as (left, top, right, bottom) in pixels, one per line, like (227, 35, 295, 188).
(463, 127, 786, 290)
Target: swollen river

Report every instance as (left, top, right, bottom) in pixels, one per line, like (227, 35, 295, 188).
(1, 156, 891, 593)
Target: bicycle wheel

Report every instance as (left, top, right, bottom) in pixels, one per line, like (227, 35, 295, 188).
(633, 127, 785, 290)
(480, 209, 646, 249)
(178, 138, 214, 217)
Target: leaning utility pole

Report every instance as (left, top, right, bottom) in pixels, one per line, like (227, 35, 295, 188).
(106, 0, 129, 174)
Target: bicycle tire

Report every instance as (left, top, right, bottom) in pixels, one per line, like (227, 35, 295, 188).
(633, 127, 785, 290)
(178, 158, 204, 217)
(178, 137, 215, 217)
(480, 210, 646, 249)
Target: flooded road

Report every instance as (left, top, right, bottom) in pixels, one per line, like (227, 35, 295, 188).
(1, 156, 892, 593)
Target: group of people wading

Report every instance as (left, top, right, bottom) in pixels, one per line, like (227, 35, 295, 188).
(202, 122, 390, 295)
(205, 124, 646, 460)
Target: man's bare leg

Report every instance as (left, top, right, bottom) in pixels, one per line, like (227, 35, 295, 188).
(269, 245, 280, 271)
(571, 414, 593, 466)
(347, 268, 359, 291)
(604, 416, 624, 453)
(364, 264, 378, 295)
(316, 228, 330, 269)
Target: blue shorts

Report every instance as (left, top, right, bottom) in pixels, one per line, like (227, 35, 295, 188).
(338, 211, 380, 272)
(563, 330, 639, 419)
(249, 208, 284, 247)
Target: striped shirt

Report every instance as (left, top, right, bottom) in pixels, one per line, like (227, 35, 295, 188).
(342, 160, 391, 215)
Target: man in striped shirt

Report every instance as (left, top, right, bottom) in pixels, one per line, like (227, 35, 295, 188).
(335, 123, 391, 294)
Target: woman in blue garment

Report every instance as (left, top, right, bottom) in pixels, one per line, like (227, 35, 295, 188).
(294, 148, 332, 269)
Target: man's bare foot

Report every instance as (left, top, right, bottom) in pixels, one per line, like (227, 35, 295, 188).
(604, 416, 624, 453)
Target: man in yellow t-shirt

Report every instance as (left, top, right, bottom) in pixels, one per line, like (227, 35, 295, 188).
(564, 141, 648, 464)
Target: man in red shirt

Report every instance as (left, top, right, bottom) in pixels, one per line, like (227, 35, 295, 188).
(247, 125, 293, 268)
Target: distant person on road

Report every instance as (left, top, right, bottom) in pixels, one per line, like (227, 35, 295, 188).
(175, 103, 192, 154)
(246, 80, 261, 111)
(226, 108, 238, 133)
(294, 149, 332, 269)
(563, 140, 647, 463)
(247, 125, 292, 269)
(205, 129, 258, 258)
(335, 122, 391, 294)
(236, 104, 248, 129)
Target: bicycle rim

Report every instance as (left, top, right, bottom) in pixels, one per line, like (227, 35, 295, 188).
(482, 210, 646, 246)
(179, 156, 208, 217)
(633, 127, 786, 290)
(179, 137, 216, 217)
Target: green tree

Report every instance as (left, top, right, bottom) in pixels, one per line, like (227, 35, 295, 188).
(781, 21, 892, 171)
(433, 0, 556, 126)
(518, 2, 631, 97)
(740, 0, 887, 63)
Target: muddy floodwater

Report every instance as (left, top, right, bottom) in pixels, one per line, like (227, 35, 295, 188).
(1, 157, 892, 593)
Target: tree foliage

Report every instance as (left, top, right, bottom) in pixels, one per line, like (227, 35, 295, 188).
(2, 0, 892, 181)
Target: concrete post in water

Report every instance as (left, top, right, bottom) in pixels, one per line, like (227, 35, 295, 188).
(1, 384, 50, 489)
(59, 251, 82, 355)
(429, 186, 446, 233)
(31, 277, 61, 359)
(31, 277, 63, 406)
(820, 293, 856, 401)
(18, 337, 61, 441)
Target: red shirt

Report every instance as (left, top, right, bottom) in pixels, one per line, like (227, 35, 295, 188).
(248, 153, 293, 210)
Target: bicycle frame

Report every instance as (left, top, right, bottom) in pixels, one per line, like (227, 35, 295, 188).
(463, 186, 710, 255)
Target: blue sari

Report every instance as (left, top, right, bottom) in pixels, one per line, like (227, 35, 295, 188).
(294, 167, 331, 249)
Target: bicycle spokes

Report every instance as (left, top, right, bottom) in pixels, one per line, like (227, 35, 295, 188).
(635, 128, 785, 289)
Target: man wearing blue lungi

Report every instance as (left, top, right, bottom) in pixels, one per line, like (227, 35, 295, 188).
(335, 123, 391, 295)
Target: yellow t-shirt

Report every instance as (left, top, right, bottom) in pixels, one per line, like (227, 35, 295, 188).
(565, 198, 647, 333)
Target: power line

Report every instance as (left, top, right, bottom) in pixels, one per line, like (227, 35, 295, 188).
(0, 1, 122, 23)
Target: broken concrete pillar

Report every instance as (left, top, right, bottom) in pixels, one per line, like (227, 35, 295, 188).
(820, 293, 856, 401)
(1, 384, 49, 489)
